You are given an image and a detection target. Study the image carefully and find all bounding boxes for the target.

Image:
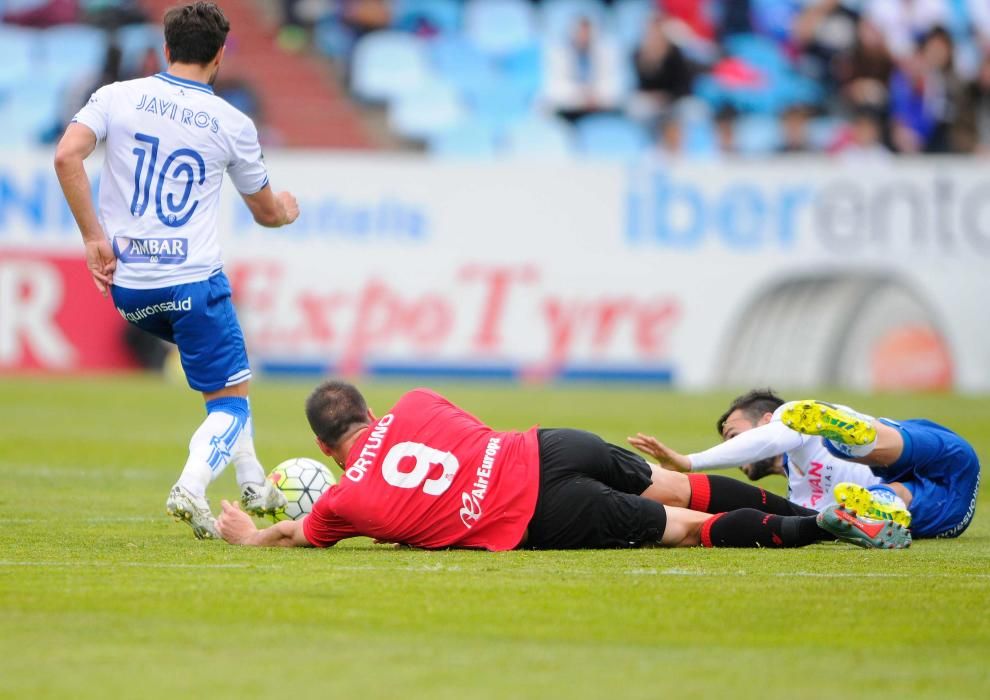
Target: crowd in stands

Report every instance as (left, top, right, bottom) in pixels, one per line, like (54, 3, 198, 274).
(0, 0, 268, 145)
(278, 0, 990, 159)
(3, 0, 989, 158)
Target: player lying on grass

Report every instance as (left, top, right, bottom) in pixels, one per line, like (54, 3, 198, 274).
(628, 390, 980, 539)
(216, 381, 911, 550)
(54, 2, 299, 539)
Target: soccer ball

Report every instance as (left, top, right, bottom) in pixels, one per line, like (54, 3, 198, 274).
(266, 458, 336, 522)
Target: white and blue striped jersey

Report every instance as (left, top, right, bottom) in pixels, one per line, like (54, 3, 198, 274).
(72, 72, 269, 289)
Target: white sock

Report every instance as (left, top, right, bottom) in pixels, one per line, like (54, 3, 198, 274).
(176, 408, 246, 498)
(231, 416, 267, 489)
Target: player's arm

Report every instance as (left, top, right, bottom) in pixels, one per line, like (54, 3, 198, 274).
(629, 421, 803, 472)
(240, 184, 299, 228)
(215, 499, 312, 547)
(53, 123, 116, 296)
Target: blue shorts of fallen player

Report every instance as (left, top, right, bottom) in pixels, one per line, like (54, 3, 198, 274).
(875, 419, 980, 539)
(111, 272, 251, 393)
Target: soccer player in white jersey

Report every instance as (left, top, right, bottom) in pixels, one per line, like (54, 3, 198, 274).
(629, 389, 981, 540)
(54, 2, 299, 539)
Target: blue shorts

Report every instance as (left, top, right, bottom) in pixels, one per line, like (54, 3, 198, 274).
(873, 419, 981, 539)
(111, 272, 251, 393)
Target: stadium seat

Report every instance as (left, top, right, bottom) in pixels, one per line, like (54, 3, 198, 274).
(389, 80, 466, 140)
(575, 114, 648, 159)
(463, 76, 533, 130)
(734, 112, 782, 155)
(429, 121, 498, 157)
(502, 115, 575, 156)
(0, 25, 39, 90)
(496, 42, 543, 97)
(351, 31, 432, 103)
(612, 0, 653, 50)
(39, 25, 108, 83)
(430, 36, 497, 94)
(393, 0, 462, 35)
(540, 0, 608, 41)
(463, 0, 537, 56)
(0, 76, 61, 146)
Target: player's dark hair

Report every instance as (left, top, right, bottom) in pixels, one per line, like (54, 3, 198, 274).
(305, 380, 370, 448)
(163, 2, 230, 65)
(716, 389, 784, 436)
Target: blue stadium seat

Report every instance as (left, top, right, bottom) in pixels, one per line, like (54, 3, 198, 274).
(389, 79, 466, 140)
(734, 113, 782, 155)
(464, 0, 537, 56)
(503, 115, 575, 156)
(429, 122, 498, 157)
(540, 0, 608, 41)
(0, 25, 39, 90)
(0, 76, 61, 145)
(351, 31, 432, 102)
(39, 25, 108, 83)
(495, 42, 543, 97)
(463, 76, 532, 130)
(575, 114, 648, 159)
(430, 36, 497, 94)
(393, 0, 462, 35)
(613, 0, 653, 49)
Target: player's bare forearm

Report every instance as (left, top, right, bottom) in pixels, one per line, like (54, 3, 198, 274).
(54, 124, 103, 244)
(216, 499, 311, 547)
(241, 186, 299, 228)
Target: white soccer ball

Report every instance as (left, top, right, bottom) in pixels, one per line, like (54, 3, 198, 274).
(266, 458, 336, 522)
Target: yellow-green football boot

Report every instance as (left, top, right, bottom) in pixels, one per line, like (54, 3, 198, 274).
(780, 400, 877, 449)
(834, 482, 912, 529)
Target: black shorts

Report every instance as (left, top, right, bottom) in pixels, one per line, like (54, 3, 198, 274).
(525, 428, 668, 549)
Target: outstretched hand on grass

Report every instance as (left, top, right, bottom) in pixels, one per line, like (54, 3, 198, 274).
(627, 433, 692, 472)
(216, 499, 258, 545)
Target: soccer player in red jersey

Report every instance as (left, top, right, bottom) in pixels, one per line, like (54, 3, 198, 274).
(216, 381, 910, 550)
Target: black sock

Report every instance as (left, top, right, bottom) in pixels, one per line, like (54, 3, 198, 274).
(688, 474, 816, 516)
(701, 509, 835, 548)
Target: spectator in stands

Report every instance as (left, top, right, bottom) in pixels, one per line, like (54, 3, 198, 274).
(791, 0, 859, 89)
(889, 26, 962, 153)
(654, 110, 684, 158)
(834, 17, 895, 110)
(955, 53, 990, 153)
(778, 103, 812, 153)
(714, 104, 737, 155)
(630, 15, 692, 122)
(545, 16, 624, 122)
(837, 104, 892, 160)
(865, 0, 948, 63)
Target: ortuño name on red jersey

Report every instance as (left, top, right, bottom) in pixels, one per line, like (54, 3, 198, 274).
(302, 389, 541, 551)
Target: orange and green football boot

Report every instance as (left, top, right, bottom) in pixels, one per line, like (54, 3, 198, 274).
(817, 504, 912, 549)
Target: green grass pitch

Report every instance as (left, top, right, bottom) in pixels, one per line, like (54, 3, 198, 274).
(1, 376, 988, 699)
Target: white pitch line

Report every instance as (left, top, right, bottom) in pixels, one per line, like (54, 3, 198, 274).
(0, 517, 159, 524)
(0, 561, 283, 570)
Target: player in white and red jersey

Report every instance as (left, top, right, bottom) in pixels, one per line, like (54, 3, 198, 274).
(215, 382, 911, 550)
